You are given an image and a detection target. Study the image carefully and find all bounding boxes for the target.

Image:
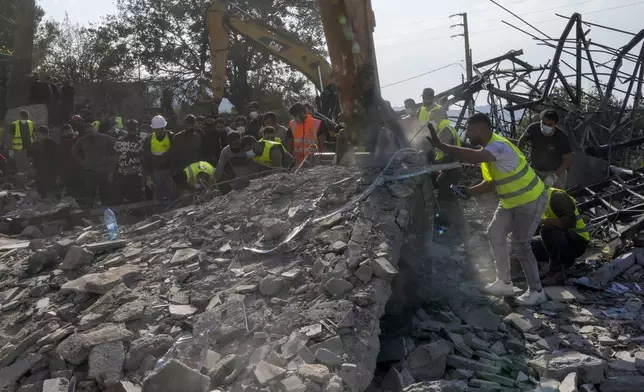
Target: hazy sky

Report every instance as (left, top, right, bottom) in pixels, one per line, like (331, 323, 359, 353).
(39, 0, 644, 106)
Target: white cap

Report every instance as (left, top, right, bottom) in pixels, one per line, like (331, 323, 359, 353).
(151, 115, 167, 129)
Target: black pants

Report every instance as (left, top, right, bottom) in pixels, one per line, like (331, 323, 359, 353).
(432, 167, 468, 242)
(83, 170, 112, 207)
(35, 172, 57, 198)
(114, 173, 144, 205)
(62, 173, 84, 201)
(531, 225, 588, 271)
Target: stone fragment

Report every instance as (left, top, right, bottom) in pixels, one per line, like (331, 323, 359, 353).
(469, 379, 501, 389)
(404, 340, 452, 381)
(56, 333, 90, 365)
(401, 380, 467, 392)
(389, 183, 414, 198)
(281, 375, 306, 392)
(169, 304, 197, 319)
(326, 375, 343, 392)
(26, 248, 61, 275)
(83, 323, 133, 346)
(132, 220, 163, 235)
(541, 300, 568, 312)
(61, 246, 95, 270)
(309, 336, 343, 356)
(446, 355, 501, 374)
(297, 363, 331, 383)
(112, 299, 146, 322)
(339, 363, 359, 388)
(462, 307, 501, 331)
(578, 252, 636, 288)
(530, 351, 606, 384)
(0, 287, 19, 303)
(281, 331, 308, 359)
(330, 241, 347, 253)
(504, 312, 542, 332)
(315, 348, 342, 367)
(324, 278, 353, 297)
(369, 257, 398, 280)
(207, 354, 238, 387)
(193, 299, 246, 344)
(89, 341, 125, 386)
(599, 376, 644, 392)
(475, 370, 514, 386)
(254, 360, 287, 385)
(560, 372, 578, 392)
(450, 368, 474, 380)
(301, 324, 323, 339)
(21, 225, 45, 239)
(170, 248, 199, 265)
(142, 359, 209, 392)
(42, 377, 70, 392)
(379, 336, 408, 362)
(259, 276, 285, 296)
(0, 354, 43, 388)
(61, 264, 141, 294)
(234, 284, 257, 293)
(599, 335, 617, 347)
(125, 334, 174, 371)
(110, 381, 142, 392)
(261, 218, 286, 241)
(354, 263, 372, 283)
(544, 286, 585, 302)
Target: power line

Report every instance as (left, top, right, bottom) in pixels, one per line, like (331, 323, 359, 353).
(380, 63, 464, 89)
(375, 1, 644, 49)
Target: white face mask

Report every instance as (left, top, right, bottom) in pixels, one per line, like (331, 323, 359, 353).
(20, 120, 27, 124)
(246, 150, 256, 158)
(541, 124, 554, 136)
(249, 111, 259, 119)
(237, 126, 246, 134)
(405, 108, 413, 115)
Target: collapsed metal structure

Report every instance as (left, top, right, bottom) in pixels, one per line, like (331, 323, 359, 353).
(434, 8, 644, 169)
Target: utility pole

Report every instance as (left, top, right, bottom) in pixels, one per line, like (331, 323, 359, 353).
(450, 12, 474, 115)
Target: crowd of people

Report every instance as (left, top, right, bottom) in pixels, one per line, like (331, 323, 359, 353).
(6, 98, 335, 209)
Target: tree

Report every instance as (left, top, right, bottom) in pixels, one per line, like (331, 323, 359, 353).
(114, 0, 326, 111)
(35, 15, 136, 84)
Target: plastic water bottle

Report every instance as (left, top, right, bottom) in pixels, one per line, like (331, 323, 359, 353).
(103, 207, 119, 241)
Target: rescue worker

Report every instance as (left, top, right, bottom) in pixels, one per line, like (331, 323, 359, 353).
(214, 131, 263, 192)
(262, 112, 291, 152)
(27, 126, 59, 198)
(8, 110, 35, 178)
(174, 161, 215, 191)
(426, 113, 548, 306)
(289, 103, 324, 166)
(418, 88, 448, 130)
(531, 187, 590, 285)
(171, 115, 203, 170)
(143, 115, 174, 204)
(242, 133, 294, 169)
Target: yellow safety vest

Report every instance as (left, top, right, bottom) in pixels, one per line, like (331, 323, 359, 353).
(184, 161, 215, 188)
(115, 117, 123, 129)
(543, 187, 590, 242)
(434, 120, 462, 162)
(254, 140, 286, 167)
(150, 133, 171, 156)
(418, 104, 443, 125)
(11, 120, 34, 151)
(260, 137, 282, 144)
(481, 134, 545, 209)
(92, 121, 100, 131)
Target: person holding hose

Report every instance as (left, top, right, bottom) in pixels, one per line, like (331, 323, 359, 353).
(425, 113, 548, 306)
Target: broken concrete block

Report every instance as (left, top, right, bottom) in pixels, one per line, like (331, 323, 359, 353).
(261, 218, 286, 241)
(315, 348, 342, 367)
(61, 246, 95, 270)
(142, 359, 209, 392)
(369, 257, 398, 280)
(84, 239, 127, 253)
(577, 252, 636, 288)
(330, 241, 348, 253)
(388, 183, 414, 198)
(559, 372, 577, 392)
(447, 355, 501, 374)
(21, 226, 45, 239)
(89, 341, 125, 386)
(462, 307, 501, 331)
(504, 312, 542, 333)
(42, 377, 70, 392)
(300, 324, 323, 339)
(26, 248, 61, 276)
(61, 264, 141, 294)
(254, 360, 287, 385)
(110, 381, 142, 392)
(401, 380, 467, 392)
(324, 278, 353, 297)
(193, 299, 246, 344)
(339, 363, 359, 388)
(112, 299, 146, 323)
(281, 331, 308, 359)
(297, 363, 331, 383)
(259, 276, 284, 296)
(404, 340, 452, 381)
(530, 351, 606, 384)
(170, 248, 199, 265)
(354, 263, 373, 284)
(56, 333, 91, 365)
(280, 375, 306, 392)
(544, 286, 585, 302)
(83, 323, 134, 346)
(124, 334, 174, 371)
(325, 375, 343, 392)
(0, 354, 44, 388)
(309, 336, 343, 356)
(234, 284, 257, 293)
(169, 304, 197, 319)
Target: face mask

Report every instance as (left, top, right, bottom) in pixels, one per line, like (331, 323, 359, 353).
(406, 108, 413, 115)
(20, 120, 27, 124)
(246, 150, 256, 158)
(249, 111, 259, 119)
(541, 125, 554, 136)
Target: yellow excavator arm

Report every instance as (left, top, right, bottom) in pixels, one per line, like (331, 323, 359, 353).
(207, 0, 334, 104)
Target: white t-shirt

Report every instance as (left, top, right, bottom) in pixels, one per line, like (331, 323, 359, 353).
(484, 141, 520, 174)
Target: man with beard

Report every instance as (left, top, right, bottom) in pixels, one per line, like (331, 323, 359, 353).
(114, 120, 145, 204)
(246, 101, 263, 139)
(71, 122, 118, 207)
(27, 126, 59, 198)
(171, 115, 203, 170)
(214, 131, 262, 193)
(201, 117, 227, 166)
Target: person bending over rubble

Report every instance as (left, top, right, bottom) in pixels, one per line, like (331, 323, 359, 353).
(531, 187, 590, 286)
(173, 161, 215, 191)
(242, 133, 295, 170)
(426, 113, 548, 306)
(214, 131, 263, 193)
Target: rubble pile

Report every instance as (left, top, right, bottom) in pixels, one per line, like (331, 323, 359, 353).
(0, 165, 435, 392)
(374, 197, 644, 392)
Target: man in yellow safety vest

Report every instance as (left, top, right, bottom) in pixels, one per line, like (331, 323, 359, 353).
(426, 113, 548, 306)
(418, 88, 448, 132)
(531, 187, 590, 286)
(8, 110, 36, 177)
(243, 133, 295, 169)
(143, 115, 174, 204)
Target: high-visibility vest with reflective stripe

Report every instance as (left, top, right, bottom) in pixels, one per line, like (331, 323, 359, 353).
(260, 137, 282, 144)
(151, 133, 171, 156)
(115, 117, 123, 129)
(254, 140, 286, 167)
(11, 120, 34, 151)
(481, 134, 545, 209)
(184, 161, 214, 188)
(434, 119, 461, 162)
(418, 104, 443, 126)
(92, 121, 100, 131)
(543, 187, 590, 242)
(290, 115, 321, 165)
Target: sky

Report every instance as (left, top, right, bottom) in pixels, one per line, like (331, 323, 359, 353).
(39, 0, 644, 106)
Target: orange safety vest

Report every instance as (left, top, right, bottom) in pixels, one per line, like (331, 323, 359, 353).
(290, 115, 321, 165)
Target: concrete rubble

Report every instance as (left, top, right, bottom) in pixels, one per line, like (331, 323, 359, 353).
(0, 165, 435, 392)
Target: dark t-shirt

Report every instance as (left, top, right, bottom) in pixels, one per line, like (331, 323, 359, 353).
(115, 135, 144, 175)
(523, 123, 572, 172)
(549, 190, 576, 227)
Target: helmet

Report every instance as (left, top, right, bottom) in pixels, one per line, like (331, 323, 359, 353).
(151, 115, 167, 129)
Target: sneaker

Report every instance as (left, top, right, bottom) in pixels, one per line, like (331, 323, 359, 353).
(481, 280, 516, 297)
(515, 289, 547, 306)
